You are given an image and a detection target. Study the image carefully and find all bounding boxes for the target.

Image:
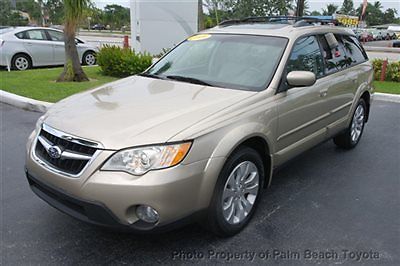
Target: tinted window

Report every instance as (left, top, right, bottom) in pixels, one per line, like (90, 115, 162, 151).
(344, 36, 368, 63)
(24, 30, 47, 40)
(318, 34, 351, 74)
(47, 30, 64, 41)
(287, 36, 324, 78)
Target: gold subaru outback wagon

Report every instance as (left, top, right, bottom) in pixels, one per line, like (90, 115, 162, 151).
(25, 17, 373, 236)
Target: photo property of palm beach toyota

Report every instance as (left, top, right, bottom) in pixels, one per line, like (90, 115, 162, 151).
(1, 0, 399, 265)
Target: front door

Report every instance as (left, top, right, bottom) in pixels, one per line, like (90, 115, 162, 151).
(275, 35, 330, 165)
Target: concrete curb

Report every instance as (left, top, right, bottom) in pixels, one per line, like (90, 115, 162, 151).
(364, 46, 400, 53)
(0, 90, 53, 113)
(374, 92, 400, 103)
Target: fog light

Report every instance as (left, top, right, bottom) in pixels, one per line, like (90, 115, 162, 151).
(136, 205, 159, 223)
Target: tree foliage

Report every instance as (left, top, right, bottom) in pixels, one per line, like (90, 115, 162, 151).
(45, 0, 64, 25)
(322, 4, 339, 16)
(340, 0, 355, 16)
(0, 0, 29, 26)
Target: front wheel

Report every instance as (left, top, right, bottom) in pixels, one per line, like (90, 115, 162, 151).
(333, 99, 367, 149)
(82, 51, 96, 66)
(205, 147, 264, 237)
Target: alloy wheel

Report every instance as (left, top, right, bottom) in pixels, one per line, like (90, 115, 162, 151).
(15, 57, 29, 70)
(85, 53, 96, 65)
(222, 161, 259, 225)
(351, 104, 365, 143)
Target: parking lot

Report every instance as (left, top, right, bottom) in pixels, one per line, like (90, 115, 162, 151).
(1, 100, 399, 265)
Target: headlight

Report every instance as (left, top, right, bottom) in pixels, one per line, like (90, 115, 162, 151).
(101, 142, 192, 175)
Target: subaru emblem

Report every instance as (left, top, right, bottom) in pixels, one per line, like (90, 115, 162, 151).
(47, 146, 62, 159)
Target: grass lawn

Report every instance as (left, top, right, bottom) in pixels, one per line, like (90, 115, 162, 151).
(373, 81, 400, 95)
(0, 66, 118, 103)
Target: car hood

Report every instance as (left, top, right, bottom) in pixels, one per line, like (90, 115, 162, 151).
(44, 76, 255, 150)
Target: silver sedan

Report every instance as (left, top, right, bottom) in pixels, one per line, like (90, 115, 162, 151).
(0, 27, 98, 70)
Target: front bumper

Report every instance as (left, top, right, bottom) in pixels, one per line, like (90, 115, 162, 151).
(26, 144, 225, 230)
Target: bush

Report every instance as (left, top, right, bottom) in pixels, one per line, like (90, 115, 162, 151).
(372, 59, 400, 82)
(97, 45, 152, 78)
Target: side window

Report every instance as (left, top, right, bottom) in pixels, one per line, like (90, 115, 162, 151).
(47, 30, 64, 41)
(26, 30, 48, 40)
(318, 34, 350, 74)
(287, 36, 324, 78)
(344, 36, 368, 64)
(15, 31, 28, 39)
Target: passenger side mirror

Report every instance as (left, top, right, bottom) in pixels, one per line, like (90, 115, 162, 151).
(286, 71, 316, 87)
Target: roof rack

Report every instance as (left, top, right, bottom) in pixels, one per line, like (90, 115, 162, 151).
(218, 16, 341, 27)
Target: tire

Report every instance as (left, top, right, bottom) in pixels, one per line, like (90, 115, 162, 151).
(333, 99, 367, 149)
(82, 51, 96, 66)
(205, 146, 264, 237)
(11, 54, 32, 71)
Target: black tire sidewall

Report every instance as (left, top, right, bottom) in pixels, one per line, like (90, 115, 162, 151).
(208, 147, 264, 236)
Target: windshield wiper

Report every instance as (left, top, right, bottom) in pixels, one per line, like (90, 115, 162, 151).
(138, 73, 165, 80)
(166, 75, 212, 86)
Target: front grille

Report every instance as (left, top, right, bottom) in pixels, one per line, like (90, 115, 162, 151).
(34, 128, 97, 176)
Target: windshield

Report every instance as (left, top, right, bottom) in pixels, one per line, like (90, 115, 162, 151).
(145, 34, 288, 91)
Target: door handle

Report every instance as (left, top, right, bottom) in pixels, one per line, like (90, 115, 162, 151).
(319, 89, 328, 98)
(26, 42, 33, 46)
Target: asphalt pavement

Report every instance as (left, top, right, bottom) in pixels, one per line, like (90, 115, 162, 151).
(1, 100, 399, 265)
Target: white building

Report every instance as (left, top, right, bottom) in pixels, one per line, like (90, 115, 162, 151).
(130, 0, 198, 55)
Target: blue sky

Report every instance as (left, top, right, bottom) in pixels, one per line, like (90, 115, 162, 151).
(93, 0, 399, 12)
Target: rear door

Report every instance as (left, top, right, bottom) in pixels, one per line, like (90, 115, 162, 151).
(317, 34, 369, 136)
(46, 29, 65, 65)
(19, 29, 54, 65)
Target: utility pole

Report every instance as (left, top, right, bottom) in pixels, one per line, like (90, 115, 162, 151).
(296, 0, 305, 17)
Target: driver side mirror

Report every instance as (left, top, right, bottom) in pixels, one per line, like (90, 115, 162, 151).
(286, 71, 316, 87)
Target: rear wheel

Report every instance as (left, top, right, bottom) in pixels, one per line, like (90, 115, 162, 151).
(11, 54, 32, 71)
(205, 147, 264, 237)
(82, 51, 96, 66)
(333, 99, 367, 149)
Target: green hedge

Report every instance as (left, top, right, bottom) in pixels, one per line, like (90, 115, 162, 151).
(372, 59, 400, 82)
(97, 45, 152, 78)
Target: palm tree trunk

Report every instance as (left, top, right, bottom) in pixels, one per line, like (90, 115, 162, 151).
(296, 0, 305, 16)
(198, 0, 204, 31)
(57, 23, 89, 82)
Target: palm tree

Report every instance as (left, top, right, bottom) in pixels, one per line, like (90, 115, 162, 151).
(322, 4, 339, 16)
(57, 0, 89, 82)
(373, 1, 383, 9)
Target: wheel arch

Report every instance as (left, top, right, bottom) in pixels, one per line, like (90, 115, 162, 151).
(11, 52, 33, 67)
(209, 126, 274, 189)
(234, 136, 273, 188)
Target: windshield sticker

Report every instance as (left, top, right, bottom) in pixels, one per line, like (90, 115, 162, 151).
(187, 34, 211, 41)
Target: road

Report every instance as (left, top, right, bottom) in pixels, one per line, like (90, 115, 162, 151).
(1, 101, 399, 265)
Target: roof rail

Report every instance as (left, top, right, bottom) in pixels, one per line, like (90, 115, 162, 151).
(218, 16, 341, 27)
